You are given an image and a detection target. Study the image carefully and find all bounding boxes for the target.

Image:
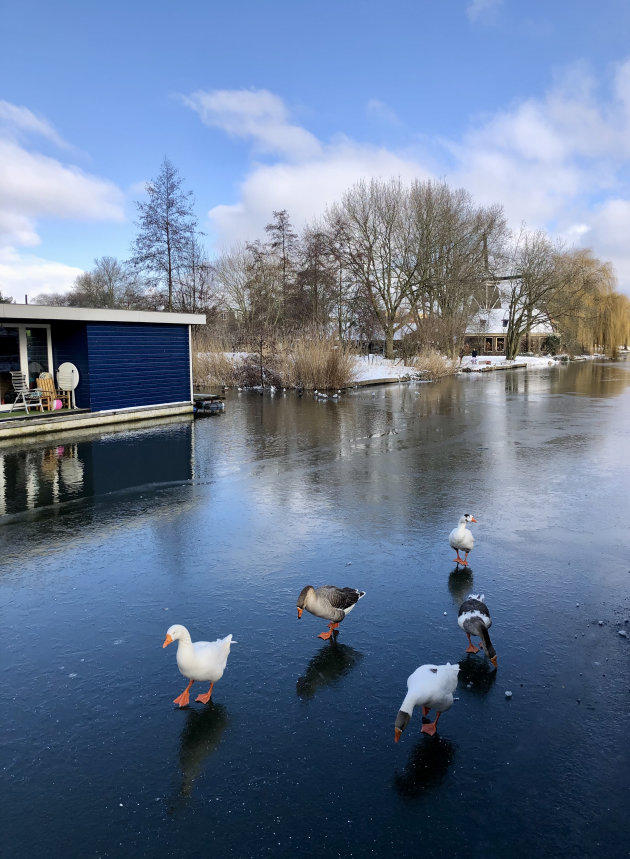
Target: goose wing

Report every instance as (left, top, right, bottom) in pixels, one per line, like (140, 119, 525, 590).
(318, 585, 365, 611)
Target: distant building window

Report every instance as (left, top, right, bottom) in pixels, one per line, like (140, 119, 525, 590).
(485, 337, 493, 352)
(502, 319, 508, 327)
(497, 337, 505, 351)
(221, 311, 227, 321)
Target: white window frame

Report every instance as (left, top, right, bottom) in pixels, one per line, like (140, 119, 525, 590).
(1, 323, 53, 411)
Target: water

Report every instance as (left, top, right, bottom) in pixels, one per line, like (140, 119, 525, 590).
(2, 361, 629, 858)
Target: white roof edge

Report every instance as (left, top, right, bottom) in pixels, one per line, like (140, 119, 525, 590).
(0, 303, 206, 326)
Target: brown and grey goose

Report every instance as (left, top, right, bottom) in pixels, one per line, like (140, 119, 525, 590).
(296, 585, 366, 639)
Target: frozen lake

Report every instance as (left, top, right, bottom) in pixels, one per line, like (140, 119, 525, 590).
(2, 360, 629, 857)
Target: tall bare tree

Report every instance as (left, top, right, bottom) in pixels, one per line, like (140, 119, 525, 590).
(502, 229, 560, 359)
(326, 178, 418, 358)
(408, 181, 507, 356)
(129, 158, 198, 312)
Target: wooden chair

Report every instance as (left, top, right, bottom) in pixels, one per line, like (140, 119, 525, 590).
(37, 374, 57, 411)
(9, 371, 44, 414)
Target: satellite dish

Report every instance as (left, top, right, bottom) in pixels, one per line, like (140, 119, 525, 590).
(57, 362, 80, 408)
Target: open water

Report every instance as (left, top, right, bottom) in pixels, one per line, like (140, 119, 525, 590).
(2, 360, 629, 857)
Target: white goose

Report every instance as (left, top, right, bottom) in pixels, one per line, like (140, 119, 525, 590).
(449, 513, 477, 567)
(458, 593, 497, 668)
(296, 585, 366, 639)
(163, 624, 235, 707)
(394, 663, 460, 741)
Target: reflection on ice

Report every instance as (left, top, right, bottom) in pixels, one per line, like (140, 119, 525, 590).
(448, 568, 475, 605)
(175, 703, 230, 801)
(458, 654, 498, 695)
(393, 735, 456, 798)
(296, 642, 363, 699)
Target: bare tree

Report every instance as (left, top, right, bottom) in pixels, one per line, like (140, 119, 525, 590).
(173, 236, 214, 313)
(408, 181, 507, 356)
(296, 225, 338, 330)
(129, 158, 198, 312)
(326, 178, 418, 358)
(502, 229, 560, 360)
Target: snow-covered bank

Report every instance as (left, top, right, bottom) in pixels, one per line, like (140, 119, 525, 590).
(350, 353, 607, 385)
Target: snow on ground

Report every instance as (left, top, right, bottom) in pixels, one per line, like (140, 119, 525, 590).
(459, 354, 554, 370)
(351, 354, 420, 382)
(350, 353, 603, 383)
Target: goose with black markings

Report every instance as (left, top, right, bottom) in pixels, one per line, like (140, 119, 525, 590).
(458, 594, 497, 668)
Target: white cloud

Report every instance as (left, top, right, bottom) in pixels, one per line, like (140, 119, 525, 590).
(183, 88, 322, 161)
(366, 99, 400, 125)
(184, 74, 630, 296)
(467, 0, 503, 23)
(0, 141, 124, 243)
(0, 101, 125, 298)
(0, 248, 82, 302)
(208, 140, 431, 244)
(0, 100, 70, 149)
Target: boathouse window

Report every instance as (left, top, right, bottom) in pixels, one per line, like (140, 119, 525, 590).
(496, 337, 505, 351)
(0, 326, 20, 405)
(0, 324, 52, 409)
(485, 338, 493, 352)
(502, 319, 508, 327)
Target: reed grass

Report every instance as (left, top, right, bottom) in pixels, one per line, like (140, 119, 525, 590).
(193, 336, 355, 390)
(409, 348, 455, 380)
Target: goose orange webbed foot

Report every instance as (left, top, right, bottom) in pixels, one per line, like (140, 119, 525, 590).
(421, 722, 438, 736)
(195, 683, 214, 704)
(466, 643, 480, 653)
(317, 622, 339, 640)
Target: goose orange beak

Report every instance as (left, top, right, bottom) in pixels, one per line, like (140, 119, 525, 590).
(471, 517, 478, 522)
(395, 728, 402, 743)
(297, 608, 303, 619)
(162, 634, 173, 648)
(490, 655, 498, 668)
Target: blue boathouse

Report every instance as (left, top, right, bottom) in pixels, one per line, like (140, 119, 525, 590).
(0, 304, 206, 418)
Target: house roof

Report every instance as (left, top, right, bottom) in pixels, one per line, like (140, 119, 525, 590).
(0, 304, 206, 326)
(466, 307, 553, 335)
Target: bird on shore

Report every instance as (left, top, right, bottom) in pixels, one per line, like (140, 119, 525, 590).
(163, 624, 235, 707)
(458, 594, 497, 668)
(449, 513, 477, 567)
(296, 585, 366, 639)
(395, 663, 460, 742)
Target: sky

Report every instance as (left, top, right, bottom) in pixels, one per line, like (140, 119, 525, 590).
(2, 0, 630, 302)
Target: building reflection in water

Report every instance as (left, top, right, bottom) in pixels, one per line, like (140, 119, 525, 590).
(0, 417, 194, 517)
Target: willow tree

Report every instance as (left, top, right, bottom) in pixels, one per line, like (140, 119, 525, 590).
(549, 249, 617, 354)
(129, 158, 198, 312)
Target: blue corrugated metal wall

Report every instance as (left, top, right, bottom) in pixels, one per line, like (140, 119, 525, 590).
(85, 323, 190, 412)
(51, 322, 91, 409)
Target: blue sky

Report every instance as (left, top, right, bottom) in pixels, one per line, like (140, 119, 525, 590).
(2, 0, 630, 300)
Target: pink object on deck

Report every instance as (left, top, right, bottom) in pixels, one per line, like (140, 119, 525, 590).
(53, 399, 63, 410)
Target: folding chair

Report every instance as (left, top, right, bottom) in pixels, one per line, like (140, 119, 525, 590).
(9, 371, 44, 414)
(37, 373, 58, 411)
